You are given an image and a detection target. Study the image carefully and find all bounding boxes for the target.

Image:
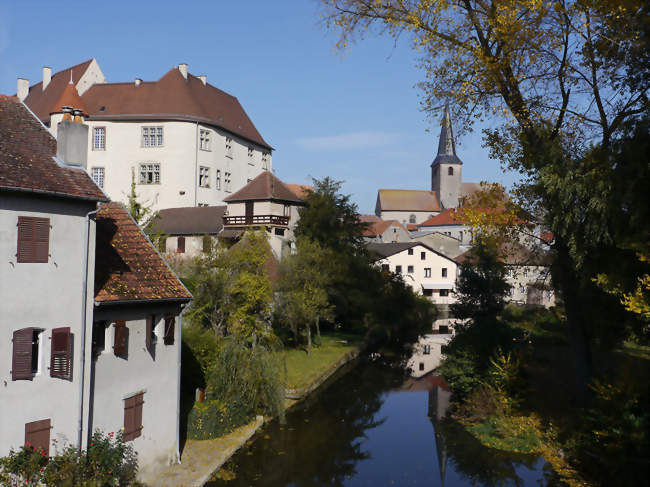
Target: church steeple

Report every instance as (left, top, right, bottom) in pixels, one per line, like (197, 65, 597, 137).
(431, 103, 463, 209)
(436, 103, 457, 158)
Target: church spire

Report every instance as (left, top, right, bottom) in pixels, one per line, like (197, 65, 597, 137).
(436, 103, 456, 157)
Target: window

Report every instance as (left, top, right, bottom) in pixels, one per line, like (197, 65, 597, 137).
(421, 251, 426, 260)
(424, 344, 431, 355)
(225, 172, 232, 192)
(91, 167, 105, 189)
(407, 265, 414, 274)
(459, 231, 463, 242)
(225, 137, 233, 158)
(409, 214, 416, 224)
(216, 170, 222, 190)
(395, 265, 402, 274)
(12, 328, 43, 380)
(408, 248, 414, 255)
(123, 392, 144, 442)
(448, 167, 454, 176)
(163, 315, 175, 345)
(419, 362, 425, 371)
(524, 268, 529, 278)
(199, 129, 211, 151)
(423, 288, 433, 296)
(113, 321, 128, 358)
(424, 268, 431, 278)
(25, 419, 51, 456)
(92, 321, 106, 356)
(199, 166, 210, 188)
(248, 147, 254, 164)
(442, 268, 448, 278)
(50, 327, 72, 379)
(93, 127, 106, 150)
(283, 205, 290, 217)
(440, 289, 449, 297)
(381, 264, 390, 272)
(142, 126, 163, 147)
(177, 236, 185, 254)
(17, 216, 49, 263)
(274, 228, 285, 236)
(519, 286, 526, 295)
(145, 315, 156, 351)
(262, 152, 269, 170)
(139, 163, 160, 184)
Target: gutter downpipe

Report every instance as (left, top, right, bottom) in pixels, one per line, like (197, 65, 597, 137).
(194, 121, 199, 207)
(176, 304, 187, 464)
(78, 203, 101, 449)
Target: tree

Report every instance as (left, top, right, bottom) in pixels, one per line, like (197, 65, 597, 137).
(276, 238, 338, 354)
(318, 0, 650, 398)
(186, 231, 275, 347)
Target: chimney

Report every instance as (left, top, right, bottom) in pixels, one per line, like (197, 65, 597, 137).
(198, 75, 206, 85)
(135, 78, 142, 86)
(62, 106, 73, 121)
(57, 117, 89, 169)
(43, 67, 52, 90)
(17, 78, 29, 101)
(72, 108, 84, 123)
(178, 63, 188, 79)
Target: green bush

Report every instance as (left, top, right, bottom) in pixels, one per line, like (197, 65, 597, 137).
(0, 430, 141, 487)
(187, 399, 253, 440)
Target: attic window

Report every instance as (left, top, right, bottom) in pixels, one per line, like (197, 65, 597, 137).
(99, 106, 106, 112)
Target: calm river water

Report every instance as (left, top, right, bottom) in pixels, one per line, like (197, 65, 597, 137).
(206, 358, 560, 487)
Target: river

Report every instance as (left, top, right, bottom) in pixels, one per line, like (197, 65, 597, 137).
(206, 357, 560, 487)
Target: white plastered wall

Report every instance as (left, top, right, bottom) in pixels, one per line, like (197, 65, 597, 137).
(379, 210, 437, 226)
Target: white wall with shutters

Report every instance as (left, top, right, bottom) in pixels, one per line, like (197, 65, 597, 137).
(0, 195, 98, 458)
(91, 304, 183, 475)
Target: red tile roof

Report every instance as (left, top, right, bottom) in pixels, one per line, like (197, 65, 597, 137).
(94, 202, 192, 303)
(362, 219, 407, 237)
(359, 214, 381, 223)
(22, 59, 93, 123)
(0, 96, 107, 202)
(81, 67, 272, 150)
(377, 189, 440, 212)
(419, 209, 466, 226)
(224, 171, 303, 203)
(285, 183, 313, 200)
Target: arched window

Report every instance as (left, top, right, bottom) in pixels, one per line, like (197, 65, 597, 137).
(448, 167, 454, 176)
(409, 214, 416, 224)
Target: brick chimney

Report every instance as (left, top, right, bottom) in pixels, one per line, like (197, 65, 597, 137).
(57, 113, 88, 169)
(17, 78, 29, 101)
(178, 63, 188, 79)
(43, 67, 52, 90)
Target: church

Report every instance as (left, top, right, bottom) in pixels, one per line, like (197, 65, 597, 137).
(375, 105, 480, 227)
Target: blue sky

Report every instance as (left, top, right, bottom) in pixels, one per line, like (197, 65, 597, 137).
(0, 0, 518, 213)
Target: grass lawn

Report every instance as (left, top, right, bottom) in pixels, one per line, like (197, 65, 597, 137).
(282, 332, 362, 391)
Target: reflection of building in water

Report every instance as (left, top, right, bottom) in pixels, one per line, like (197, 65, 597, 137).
(408, 318, 463, 377)
(428, 381, 452, 487)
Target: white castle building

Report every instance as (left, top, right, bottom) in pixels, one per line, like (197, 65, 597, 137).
(17, 59, 273, 212)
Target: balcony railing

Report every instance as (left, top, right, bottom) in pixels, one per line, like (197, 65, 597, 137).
(223, 214, 290, 227)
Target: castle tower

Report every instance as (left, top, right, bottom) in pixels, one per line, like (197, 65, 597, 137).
(431, 104, 463, 209)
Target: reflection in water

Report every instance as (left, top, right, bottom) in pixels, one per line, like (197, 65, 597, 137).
(206, 359, 559, 487)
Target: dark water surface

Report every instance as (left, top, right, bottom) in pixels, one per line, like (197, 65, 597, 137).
(206, 359, 559, 487)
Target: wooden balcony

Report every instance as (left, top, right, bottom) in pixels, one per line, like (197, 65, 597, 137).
(223, 214, 290, 227)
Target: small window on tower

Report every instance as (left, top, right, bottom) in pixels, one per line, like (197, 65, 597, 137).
(448, 167, 454, 176)
(409, 214, 416, 224)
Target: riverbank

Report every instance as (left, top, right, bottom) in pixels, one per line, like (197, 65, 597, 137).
(142, 332, 363, 486)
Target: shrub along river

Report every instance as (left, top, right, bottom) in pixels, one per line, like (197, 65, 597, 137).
(206, 357, 561, 486)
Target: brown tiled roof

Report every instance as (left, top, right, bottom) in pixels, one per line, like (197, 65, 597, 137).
(82, 67, 272, 150)
(377, 189, 441, 212)
(22, 60, 93, 122)
(51, 83, 87, 116)
(223, 171, 303, 203)
(285, 183, 313, 200)
(94, 202, 192, 304)
(420, 209, 466, 226)
(359, 214, 381, 223)
(362, 219, 407, 237)
(152, 206, 226, 236)
(0, 96, 107, 202)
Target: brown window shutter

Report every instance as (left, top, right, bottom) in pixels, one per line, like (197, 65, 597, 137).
(177, 236, 185, 253)
(163, 315, 175, 345)
(50, 327, 71, 378)
(17, 217, 49, 263)
(25, 419, 51, 456)
(124, 392, 144, 441)
(145, 316, 153, 350)
(114, 321, 128, 357)
(12, 328, 34, 381)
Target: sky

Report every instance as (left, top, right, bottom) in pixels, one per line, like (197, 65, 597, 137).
(0, 0, 519, 213)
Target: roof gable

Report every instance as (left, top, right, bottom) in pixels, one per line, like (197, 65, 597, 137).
(94, 202, 192, 304)
(0, 96, 107, 202)
(223, 171, 303, 203)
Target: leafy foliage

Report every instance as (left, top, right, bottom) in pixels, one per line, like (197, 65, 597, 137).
(187, 399, 254, 440)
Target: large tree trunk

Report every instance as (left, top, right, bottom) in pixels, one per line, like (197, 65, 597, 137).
(554, 240, 593, 405)
(307, 323, 312, 355)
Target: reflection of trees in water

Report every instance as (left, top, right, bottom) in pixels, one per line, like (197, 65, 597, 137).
(434, 417, 553, 487)
(207, 359, 407, 487)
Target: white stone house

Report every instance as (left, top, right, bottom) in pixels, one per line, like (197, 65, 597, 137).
(359, 215, 410, 243)
(0, 97, 192, 475)
(367, 242, 458, 305)
(18, 59, 273, 212)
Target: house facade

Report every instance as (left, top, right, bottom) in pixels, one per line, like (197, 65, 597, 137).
(367, 242, 458, 305)
(0, 96, 191, 475)
(360, 215, 410, 243)
(18, 59, 272, 212)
